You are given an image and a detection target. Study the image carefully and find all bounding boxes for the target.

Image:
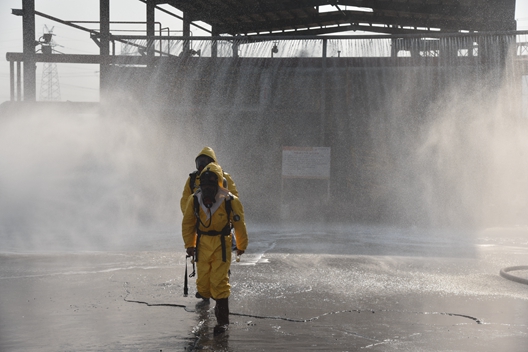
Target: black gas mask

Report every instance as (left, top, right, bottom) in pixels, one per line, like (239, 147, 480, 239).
(196, 155, 214, 173)
(199, 171, 218, 208)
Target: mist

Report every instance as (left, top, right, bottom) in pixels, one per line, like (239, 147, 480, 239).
(1, 35, 527, 254)
(367, 63, 528, 228)
(417, 78, 528, 227)
(0, 102, 191, 251)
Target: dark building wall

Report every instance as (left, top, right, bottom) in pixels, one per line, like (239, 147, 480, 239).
(105, 52, 512, 224)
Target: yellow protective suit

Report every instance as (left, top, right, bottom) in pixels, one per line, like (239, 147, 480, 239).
(182, 162, 248, 300)
(180, 146, 239, 213)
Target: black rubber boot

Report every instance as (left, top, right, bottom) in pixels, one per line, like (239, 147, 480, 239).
(213, 298, 229, 335)
(195, 291, 210, 302)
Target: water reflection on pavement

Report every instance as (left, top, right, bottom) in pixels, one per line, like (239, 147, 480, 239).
(1, 223, 527, 351)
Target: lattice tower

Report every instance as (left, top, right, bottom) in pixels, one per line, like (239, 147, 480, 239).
(40, 62, 61, 101)
(39, 26, 61, 101)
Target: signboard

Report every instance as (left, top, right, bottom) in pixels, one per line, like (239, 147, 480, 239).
(281, 146, 331, 179)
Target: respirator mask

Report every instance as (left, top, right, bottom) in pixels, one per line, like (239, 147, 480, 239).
(196, 155, 213, 173)
(199, 171, 218, 208)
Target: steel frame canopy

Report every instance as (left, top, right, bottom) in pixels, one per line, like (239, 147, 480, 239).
(7, 0, 519, 103)
(158, 0, 517, 36)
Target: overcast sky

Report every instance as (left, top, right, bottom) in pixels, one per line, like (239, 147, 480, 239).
(1, 0, 527, 103)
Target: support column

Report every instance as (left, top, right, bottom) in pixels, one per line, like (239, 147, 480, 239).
(9, 61, 14, 101)
(100, 0, 110, 100)
(146, 0, 155, 58)
(391, 38, 398, 58)
(232, 41, 239, 58)
(211, 27, 218, 58)
(17, 62, 22, 101)
(183, 11, 191, 55)
(320, 39, 327, 146)
(22, 0, 36, 102)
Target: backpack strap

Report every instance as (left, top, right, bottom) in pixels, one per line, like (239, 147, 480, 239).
(225, 195, 232, 226)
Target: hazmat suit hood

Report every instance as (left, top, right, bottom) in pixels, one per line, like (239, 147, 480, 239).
(198, 162, 229, 212)
(196, 147, 217, 163)
(199, 162, 224, 189)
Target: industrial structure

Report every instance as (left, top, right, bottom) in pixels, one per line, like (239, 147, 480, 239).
(4, 1, 528, 223)
(5, 0, 522, 102)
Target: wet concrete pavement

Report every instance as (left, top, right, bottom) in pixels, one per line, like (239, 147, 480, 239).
(1, 223, 527, 351)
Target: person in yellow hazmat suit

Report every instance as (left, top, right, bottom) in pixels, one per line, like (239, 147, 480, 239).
(181, 146, 240, 258)
(180, 146, 239, 214)
(182, 162, 248, 335)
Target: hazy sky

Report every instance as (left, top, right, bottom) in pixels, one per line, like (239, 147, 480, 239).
(1, 0, 527, 103)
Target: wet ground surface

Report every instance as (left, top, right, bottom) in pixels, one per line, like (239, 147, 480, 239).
(1, 223, 528, 351)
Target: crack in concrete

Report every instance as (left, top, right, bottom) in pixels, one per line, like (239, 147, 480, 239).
(123, 287, 482, 324)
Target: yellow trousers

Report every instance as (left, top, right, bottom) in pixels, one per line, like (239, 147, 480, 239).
(196, 233, 232, 300)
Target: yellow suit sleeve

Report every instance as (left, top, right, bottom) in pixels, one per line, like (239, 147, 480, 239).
(180, 176, 192, 214)
(181, 195, 197, 249)
(230, 196, 248, 251)
(224, 173, 239, 198)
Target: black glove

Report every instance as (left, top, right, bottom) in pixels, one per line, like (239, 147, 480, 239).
(186, 247, 195, 257)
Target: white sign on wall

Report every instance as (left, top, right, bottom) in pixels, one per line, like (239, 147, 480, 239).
(281, 146, 331, 179)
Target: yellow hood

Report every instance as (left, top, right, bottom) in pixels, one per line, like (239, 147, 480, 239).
(199, 162, 224, 188)
(196, 146, 217, 163)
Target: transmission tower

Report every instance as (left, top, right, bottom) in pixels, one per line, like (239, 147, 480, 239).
(39, 26, 61, 101)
